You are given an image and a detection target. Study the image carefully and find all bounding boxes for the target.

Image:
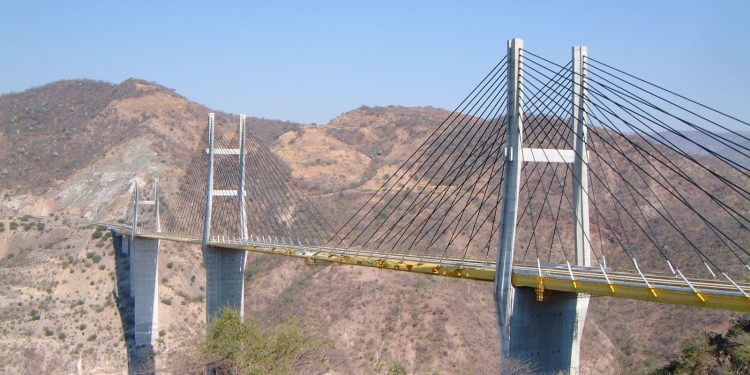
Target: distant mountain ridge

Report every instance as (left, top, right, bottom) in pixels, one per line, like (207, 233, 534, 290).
(656, 129, 750, 167)
(0, 79, 303, 193)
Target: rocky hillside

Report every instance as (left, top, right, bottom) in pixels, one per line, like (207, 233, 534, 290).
(0, 79, 744, 374)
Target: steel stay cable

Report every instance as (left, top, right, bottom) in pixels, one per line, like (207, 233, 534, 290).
(584, 114, 722, 274)
(433, 116, 508, 259)
(584, 93, 750, 265)
(584, 91, 742, 269)
(400, 63, 571, 259)
(519, 64, 605, 261)
(240, 135, 298, 240)
(509, 69, 577, 262)
(341, 72, 508, 249)
(587, 57, 750, 130)
(518, 95, 575, 263)
(583, 86, 750, 255)
(424, 142, 507, 264)
(247, 140, 326, 242)
(585, 70, 750, 167)
(586, 75, 750, 176)
(244, 139, 322, 242)
(527, 57, 749, 266)
(355, 70, 509, 249)
(331, 57, 508, 246)
(368, 79, 510, 251)
(568, 63, 750, 212)
(455, 117, 507, 263)
(579, 97, 669, 261)
(212, 129, 244, 238)
(523, 66, 665, 269)
(532, 78, 722, 273)
(586, 80, 750, 221)
(243, 148, 300, 241)
(346, 69, 509, 248)
(418, 66, 575, 264)
(235, 132, 282, 240)
(170, 128, 210, 236)
(385, 87, 511, 252)
(245, 133, 334, 238)
(446, 66, 574, 260)
(332, 58, 507, 245)
(518, 66, 606, 265)
(547, 160, 572, 263)
(246, 130, 339, 237)
(438, 63, 576, 265)
(380, 108, 509, 254)
(243, 130, 334, 241)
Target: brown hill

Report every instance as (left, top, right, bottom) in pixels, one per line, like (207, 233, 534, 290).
(0, 79, 742, 374)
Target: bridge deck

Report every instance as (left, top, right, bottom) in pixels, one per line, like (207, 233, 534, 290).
(111, 227, 750, 312)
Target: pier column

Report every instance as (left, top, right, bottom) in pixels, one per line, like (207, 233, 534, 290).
(131, 237, 160, 347)
(204, 246, 247, 318)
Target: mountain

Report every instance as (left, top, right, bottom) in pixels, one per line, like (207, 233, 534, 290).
(0, 79, 742, 373)
(656, 129, 750, 168)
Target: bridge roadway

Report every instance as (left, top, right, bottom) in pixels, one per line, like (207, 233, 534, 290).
(106, 224, 750, 312)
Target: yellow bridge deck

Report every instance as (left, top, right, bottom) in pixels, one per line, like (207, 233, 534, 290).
(113, 227, 750, 313)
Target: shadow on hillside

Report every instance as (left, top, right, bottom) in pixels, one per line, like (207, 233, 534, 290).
(112, 231, 155, 375)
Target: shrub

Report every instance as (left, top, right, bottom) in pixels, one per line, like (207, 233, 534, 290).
(44, 328, 54, 336)
(193, 308, 315, 374)
(386, 361, 407, 375)
(58, 332, 66, 340)
(87, 334, 97, 341)
(651, 318, 750, 374)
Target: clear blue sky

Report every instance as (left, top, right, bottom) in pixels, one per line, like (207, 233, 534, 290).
(1, 1, 749, 124)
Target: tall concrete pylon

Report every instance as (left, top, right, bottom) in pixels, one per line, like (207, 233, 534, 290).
(129, 180, 161, 347)
(494, 39, 591, 375)
(201, 113, 249, 322)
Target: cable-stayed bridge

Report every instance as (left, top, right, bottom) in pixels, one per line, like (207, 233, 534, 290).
(105, 39, 750, 374)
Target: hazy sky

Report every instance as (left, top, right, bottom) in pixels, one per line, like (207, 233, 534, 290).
(2, 1, 749, 124)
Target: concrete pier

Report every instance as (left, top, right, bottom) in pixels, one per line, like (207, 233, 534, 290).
(506, 288, 586, 374)
(203, 246, 246, 320)
(130, 237, 160, 347)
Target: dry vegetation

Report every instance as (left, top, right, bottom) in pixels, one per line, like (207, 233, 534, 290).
(0, 79, 744, 374)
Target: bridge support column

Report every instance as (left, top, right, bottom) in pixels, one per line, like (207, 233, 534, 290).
(131, 236, 160, 347)
(494, 39, 590, 374)
(505, 288, 583, 374)
(204, 246, 247, 319)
